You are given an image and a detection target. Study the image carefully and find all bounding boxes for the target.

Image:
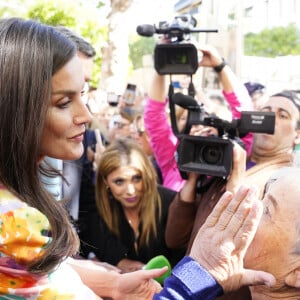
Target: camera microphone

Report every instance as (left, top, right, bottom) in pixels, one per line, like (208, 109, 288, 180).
(173, 92, 200, 110)
(136, 24, 183, 37)
(136, 24, 156, 37)
(137, 24, 211, 37)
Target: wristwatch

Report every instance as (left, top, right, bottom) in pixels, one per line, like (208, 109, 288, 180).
(213, 58, 227, 73)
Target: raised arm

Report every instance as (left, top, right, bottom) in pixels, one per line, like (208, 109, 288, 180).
(198, 45, 253, 157)
(198, 45, 251, 106)
(148, 72, 167, 102)
(144, 71, 185, 191)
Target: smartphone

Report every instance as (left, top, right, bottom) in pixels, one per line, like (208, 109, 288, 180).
(123, 83, 136, 105)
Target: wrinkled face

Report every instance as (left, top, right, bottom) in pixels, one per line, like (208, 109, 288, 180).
(244, 174, 300, 282)
(252, 96, 299, 156)
(106, 165, 144, 210)
(39, 55, 92, 160)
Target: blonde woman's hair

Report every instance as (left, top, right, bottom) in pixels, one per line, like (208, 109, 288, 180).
(95, 138, 161, 246)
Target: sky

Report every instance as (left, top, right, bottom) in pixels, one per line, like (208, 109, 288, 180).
(126, 0, 177, 32)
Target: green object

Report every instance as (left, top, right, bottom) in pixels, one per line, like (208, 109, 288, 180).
(293, 144, 300, 167)
(144, 255, 172, 285)
(294, 144, 300, 151)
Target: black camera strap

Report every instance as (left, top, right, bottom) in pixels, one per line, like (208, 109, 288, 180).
(168, 74, 196, 136)
(168, 76, 179, 135)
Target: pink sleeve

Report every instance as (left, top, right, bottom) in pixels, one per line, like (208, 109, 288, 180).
(223, 91, 253, 157)
(144, 97, 185, 191)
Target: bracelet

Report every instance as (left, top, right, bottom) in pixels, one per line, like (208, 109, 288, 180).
(213, 58, 227, 73)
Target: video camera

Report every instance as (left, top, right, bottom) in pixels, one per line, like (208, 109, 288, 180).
(137, 15, 217, 75)
(172, 93, 275, 178)
(137, 15, 275, 178)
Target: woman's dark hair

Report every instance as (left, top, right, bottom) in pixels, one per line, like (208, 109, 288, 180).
(0, 18, 79, 274)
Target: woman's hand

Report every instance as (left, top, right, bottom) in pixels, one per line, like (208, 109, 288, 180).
(198, 44, 224, 68)
(113, 268, 166, 300)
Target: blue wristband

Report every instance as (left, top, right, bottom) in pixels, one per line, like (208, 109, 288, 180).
(172, 256, 223, 300)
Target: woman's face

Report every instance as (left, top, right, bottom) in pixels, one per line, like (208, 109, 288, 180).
(39, 55, 92, 161)
(244, 174, 300, 282)
(106, 165, 144, 210)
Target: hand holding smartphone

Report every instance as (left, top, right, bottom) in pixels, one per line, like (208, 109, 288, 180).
(123, 83, 136, 105)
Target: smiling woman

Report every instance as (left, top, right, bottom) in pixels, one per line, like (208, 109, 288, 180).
(40, 55, 91, 161)
(80, 138, 185, 273)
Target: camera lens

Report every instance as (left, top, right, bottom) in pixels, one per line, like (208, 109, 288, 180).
(200, 145, 223, 165)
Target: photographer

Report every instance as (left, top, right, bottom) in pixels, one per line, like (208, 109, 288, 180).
(144, 44, 253, 192)
(166, 90, 300, 299)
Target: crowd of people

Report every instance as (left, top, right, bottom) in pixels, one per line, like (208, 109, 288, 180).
(1, 16, 300, 300)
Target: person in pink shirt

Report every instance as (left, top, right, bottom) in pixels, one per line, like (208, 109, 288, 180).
(144, 45, 253, 191)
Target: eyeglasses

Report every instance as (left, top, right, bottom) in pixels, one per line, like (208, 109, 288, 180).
(114, 121, 130, 129)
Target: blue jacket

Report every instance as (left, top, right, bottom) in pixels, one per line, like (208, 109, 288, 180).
(154, 256, 223, 300)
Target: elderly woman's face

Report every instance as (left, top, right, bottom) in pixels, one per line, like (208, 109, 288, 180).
(244, 174, 300, 285)
(39, 55, 92, 161)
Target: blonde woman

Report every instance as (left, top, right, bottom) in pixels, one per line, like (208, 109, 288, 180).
(81, 138, 184, 273)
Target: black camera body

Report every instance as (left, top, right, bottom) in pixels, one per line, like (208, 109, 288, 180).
(173, 94, 275, 178)
(154, 43, 198, 75)
(137, 15, 217, 75)
(177, 134, 233, 178)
